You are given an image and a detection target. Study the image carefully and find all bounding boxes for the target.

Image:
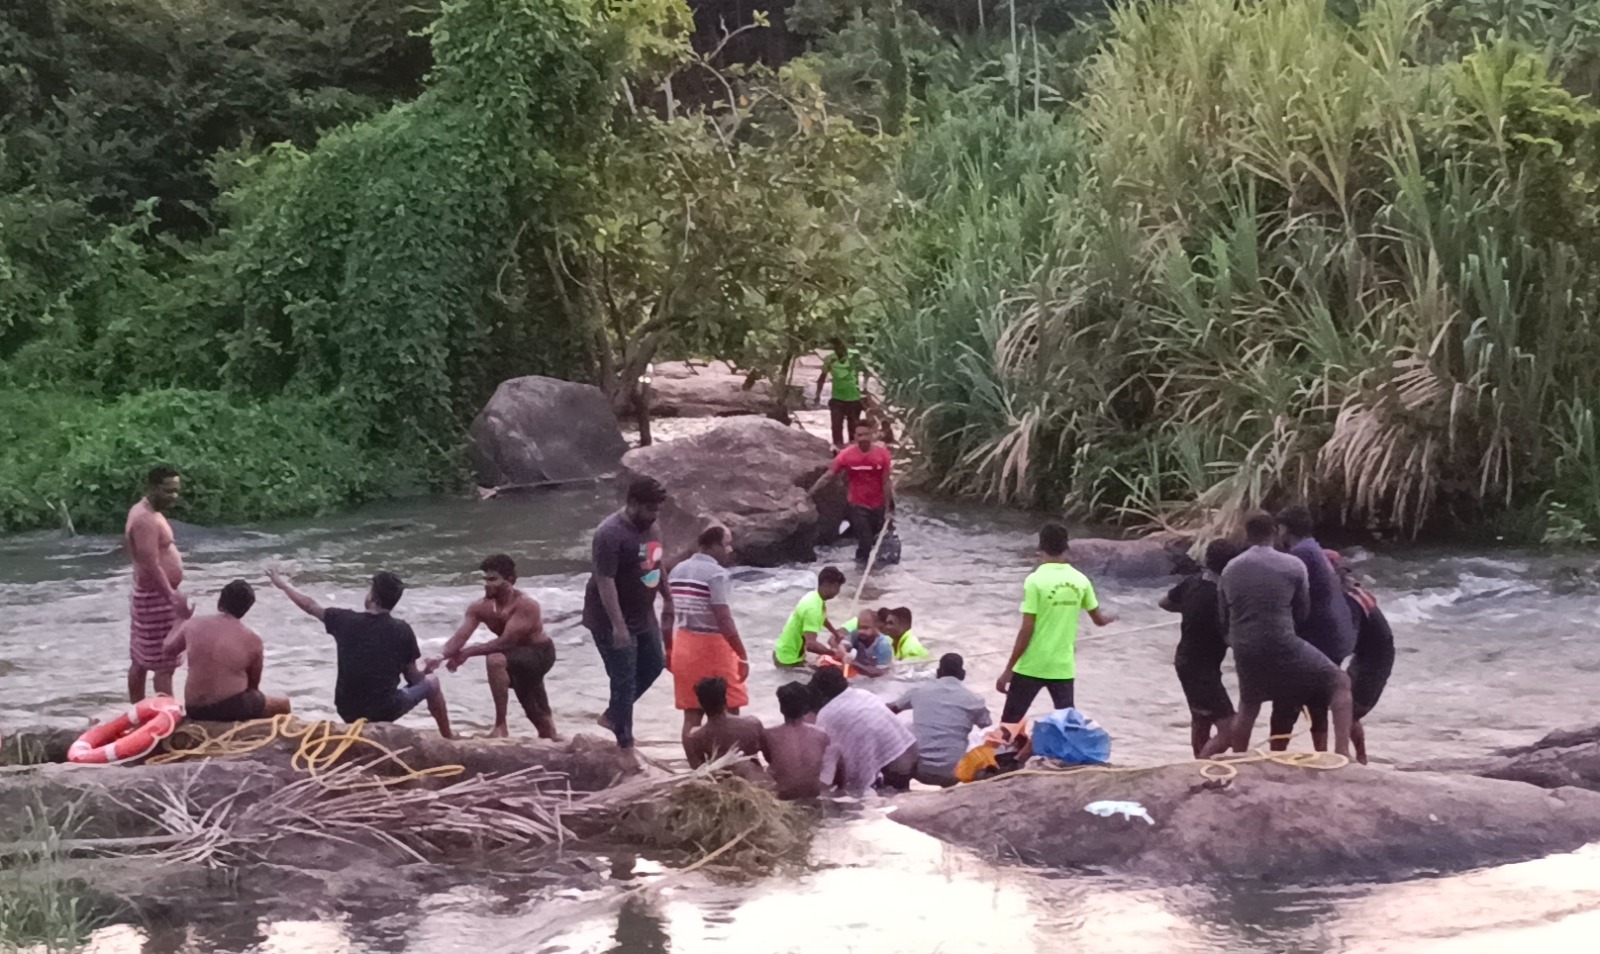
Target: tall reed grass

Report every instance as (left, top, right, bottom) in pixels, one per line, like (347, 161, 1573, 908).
(879, 0, 1600, 538)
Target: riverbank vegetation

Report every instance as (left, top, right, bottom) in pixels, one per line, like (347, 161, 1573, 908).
(5, 0, 1600, 541)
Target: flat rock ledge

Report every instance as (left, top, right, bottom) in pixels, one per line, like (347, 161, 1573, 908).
(890, 760, 1600, 883)
(1405, 722, 1600, 793)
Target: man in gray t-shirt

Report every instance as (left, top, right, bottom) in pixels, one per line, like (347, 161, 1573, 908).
(890, 653, 992, 786)
(1201, 513, 1353, 759)
(665, 525, 750, 755)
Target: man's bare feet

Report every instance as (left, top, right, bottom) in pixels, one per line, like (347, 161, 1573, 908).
(488, 724, 509, 739)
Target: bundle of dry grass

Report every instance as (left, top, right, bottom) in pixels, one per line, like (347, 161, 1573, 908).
(610, 774, 813, 878)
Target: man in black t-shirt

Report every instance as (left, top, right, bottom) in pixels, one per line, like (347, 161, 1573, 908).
(582, 476, 673, 750)
(269, 568, 453, 737)
(1159, 538, 1244, 757)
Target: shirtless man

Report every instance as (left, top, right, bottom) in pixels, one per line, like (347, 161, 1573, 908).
(164, 580, 290, 721)
(436, 554, 559, 740)
(125, 466, 192, 702)
(685, 676, 767, 782)
(762, 683, 839, 800)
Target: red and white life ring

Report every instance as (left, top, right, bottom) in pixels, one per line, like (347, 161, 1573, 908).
(67, 695, 184, 765)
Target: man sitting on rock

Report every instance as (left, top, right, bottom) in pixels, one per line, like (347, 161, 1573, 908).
(890, 653, 991, 787)
(1201, 513, 1353, 759)
(762, 683, 839, 800)
(685, 677, 767, 783)
(166, 580, 291, 722)
(774, 566, 847, 667)
(270, 568, 451, 737)
(811, 667, 917, 795)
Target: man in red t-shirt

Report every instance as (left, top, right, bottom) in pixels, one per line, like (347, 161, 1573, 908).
(810, 420, 893, 564)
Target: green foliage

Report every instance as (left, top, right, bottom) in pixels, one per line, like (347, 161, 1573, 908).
(0, 802, 105, 952)
(876, 0, 1600, 538)
(0, 389, 396, 533)
(552, 58, 890, 406)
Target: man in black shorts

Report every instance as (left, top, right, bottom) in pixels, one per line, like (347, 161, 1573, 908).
(438, 554, 560, 740)
(1160, 539, 1244, 756)
(270, 569, 452, 737)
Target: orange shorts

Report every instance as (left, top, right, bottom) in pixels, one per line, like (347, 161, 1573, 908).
(671, 628, 749, 710)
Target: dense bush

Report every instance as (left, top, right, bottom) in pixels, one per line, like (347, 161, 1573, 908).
(875, 0, 1600, 539)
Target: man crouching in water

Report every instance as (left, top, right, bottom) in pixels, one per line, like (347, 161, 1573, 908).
(436, 554, 560, 740)
(166, 580, 291, 722)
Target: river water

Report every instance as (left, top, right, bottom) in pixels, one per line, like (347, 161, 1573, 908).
(3, 487, 1599, 953)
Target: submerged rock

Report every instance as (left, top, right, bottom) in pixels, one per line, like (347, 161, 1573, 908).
(467, 376, 629, 490)
(621, 418, 846, 566)
(1406, 724, 1600, 793)
(1067, 533, 1196, 580)
(890, 760, 1600, 883)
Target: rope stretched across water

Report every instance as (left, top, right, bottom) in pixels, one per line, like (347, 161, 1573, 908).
(148, 714, 464, 788)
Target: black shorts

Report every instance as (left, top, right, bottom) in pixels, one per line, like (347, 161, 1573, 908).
(505, 642, 556, 718)
(1176, 665, 1235, 720)
(186, 689, 266, 722)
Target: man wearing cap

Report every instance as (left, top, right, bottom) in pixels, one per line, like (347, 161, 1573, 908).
(583, 477, 673, 751)
(890, 653, 993, 787)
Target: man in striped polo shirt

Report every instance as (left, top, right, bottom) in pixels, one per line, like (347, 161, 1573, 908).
(665, 525, 750, 755)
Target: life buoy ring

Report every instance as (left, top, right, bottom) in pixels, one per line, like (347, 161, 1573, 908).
(68, 695, 184, 765)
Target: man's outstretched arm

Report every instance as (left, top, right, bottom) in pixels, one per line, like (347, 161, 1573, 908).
(267, 569, 324, 621)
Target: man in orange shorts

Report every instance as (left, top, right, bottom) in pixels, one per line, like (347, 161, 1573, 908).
(665, 525, 750, 755)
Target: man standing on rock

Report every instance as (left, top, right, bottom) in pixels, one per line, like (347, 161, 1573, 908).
(1202, 513, 1353, 759)
(437, 554, 556, 740)
(584, 477, 672, 751)
(666, 525, 751, 755)
(1268, 505, 1357, 751)
(815, 336, 868, 451)
(125, 465, 192, 702)
(996, 523, 1116, 723)
(810, 420, 893, 565)
(271, 568, 452, 737)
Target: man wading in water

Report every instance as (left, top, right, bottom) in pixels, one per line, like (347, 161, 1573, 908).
(583, 477, 671, 751)
(1202, 512, 1354, 759)
(810, 420, 894, 565)
(125, 466, 192, 702)
(437, 554, 558, 740)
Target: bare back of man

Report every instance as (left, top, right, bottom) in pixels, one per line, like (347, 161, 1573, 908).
(165, 613, 290, 722)
(688, 714, 767, 782)
(439, 557, 560, 740)
(761, 722, 834, 800)
(125, 470, 190, 702)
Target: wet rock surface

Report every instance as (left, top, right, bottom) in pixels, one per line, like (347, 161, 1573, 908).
(621, 418, 846, 565)
(467, 376, 628, 490)
(890, 760, 1600, 883)
(1406, 723, 1600, 793)
(643, 361, 798, 418)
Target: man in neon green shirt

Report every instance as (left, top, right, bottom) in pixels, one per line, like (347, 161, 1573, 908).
(774, 567, 847, 667)
(815, 337, 867, 451)
(996, 523, 1116, 723)
(881, 606, 930, 661)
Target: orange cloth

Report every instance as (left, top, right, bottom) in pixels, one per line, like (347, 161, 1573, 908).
(671, 628, 749, 710)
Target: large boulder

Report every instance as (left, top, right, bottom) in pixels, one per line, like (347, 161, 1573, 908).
(622, 418, 846, 566)
(890, 760, 1600, 883)
(1067, 532, 1196, 580)
(467, 376, 629, 490)
(644, 361, 798, 418)
(1406, 724, 1600, 793)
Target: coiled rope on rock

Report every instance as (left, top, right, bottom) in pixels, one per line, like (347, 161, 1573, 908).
(147, 714, 465, 788)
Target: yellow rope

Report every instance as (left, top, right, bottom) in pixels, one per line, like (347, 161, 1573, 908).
(148, 715, 464, 788)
